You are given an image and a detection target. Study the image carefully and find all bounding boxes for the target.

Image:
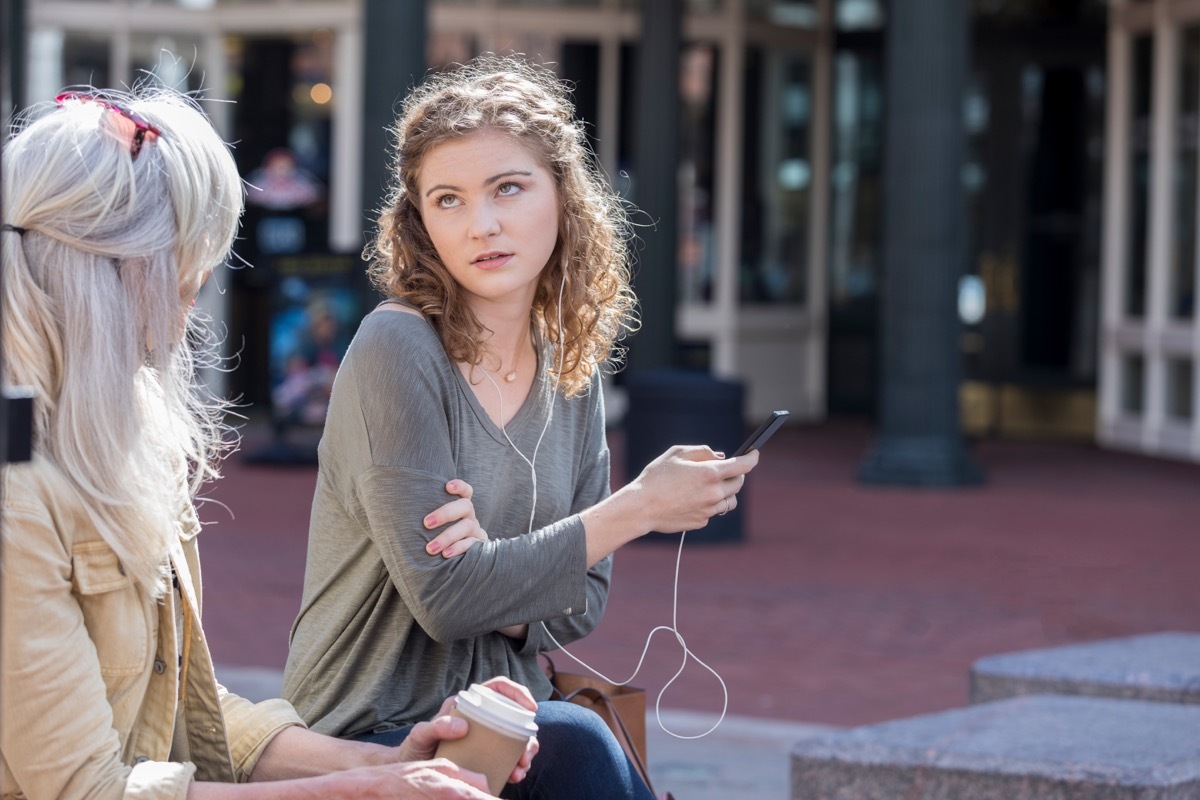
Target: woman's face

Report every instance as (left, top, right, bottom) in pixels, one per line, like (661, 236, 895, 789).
(417, 129, 560, 313)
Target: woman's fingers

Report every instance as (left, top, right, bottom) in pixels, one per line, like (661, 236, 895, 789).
(424, 480, 486, 557)
(424, 497, 476, 530)
(637, 447, 759, 533)
(474, 676, 539, 785)
(427, 518, 488, 557)
(668, 443, 724, 462)
(712, 494, 737, 518)
(398, 715, 469, 762)
(507, 734, 539, 784)
(478, 676, 538, 711)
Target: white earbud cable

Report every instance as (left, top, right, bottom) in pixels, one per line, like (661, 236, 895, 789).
(485, 267, 728, 741)
(538, 532, 729, 740)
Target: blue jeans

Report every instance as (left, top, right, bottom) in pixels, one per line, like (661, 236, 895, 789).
(353, 700, 655, 799)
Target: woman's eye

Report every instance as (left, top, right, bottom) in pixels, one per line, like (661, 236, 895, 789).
(436, 194, 460, 208)
(497, 182, 521, 197)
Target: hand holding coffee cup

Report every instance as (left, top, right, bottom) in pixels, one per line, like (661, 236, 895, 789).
(435, 683, 540, 795)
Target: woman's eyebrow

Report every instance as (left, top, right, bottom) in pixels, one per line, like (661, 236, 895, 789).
(424, 169, 534, 198)
(424, 183, 460, 198)
(484, 169, 532, 186)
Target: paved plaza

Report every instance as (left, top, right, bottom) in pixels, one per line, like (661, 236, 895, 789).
(202, 418, 1200, 798)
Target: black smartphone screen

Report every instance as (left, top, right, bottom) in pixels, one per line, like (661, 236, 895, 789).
(732, 410, 789, 457)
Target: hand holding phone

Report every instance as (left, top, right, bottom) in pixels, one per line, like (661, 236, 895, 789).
(733, 410, 789, 457)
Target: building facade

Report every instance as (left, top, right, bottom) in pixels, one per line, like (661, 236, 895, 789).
(1101, 0, 1200, 460)
(14, 0, 1200, 463)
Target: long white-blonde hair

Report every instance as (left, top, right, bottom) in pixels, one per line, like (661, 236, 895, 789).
(2, 88, 242, 594)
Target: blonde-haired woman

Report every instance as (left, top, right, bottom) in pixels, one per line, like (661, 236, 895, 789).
(283, 56, 758, 799)
(1, 88, 535, 800)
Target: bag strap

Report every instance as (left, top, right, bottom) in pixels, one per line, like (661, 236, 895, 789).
(542, 654, 658, 796)
(564, 685, 655, 794)
(541, 652, 559, 687)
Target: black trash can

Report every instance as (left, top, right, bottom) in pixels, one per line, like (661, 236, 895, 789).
(623, 369, 746, 543)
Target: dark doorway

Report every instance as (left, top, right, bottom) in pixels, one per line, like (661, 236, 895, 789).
(963, 6, 1106, 439)
(825, 2, 1107, 440)
(226, 34, 335, 409)
(826, 37, 884, 416)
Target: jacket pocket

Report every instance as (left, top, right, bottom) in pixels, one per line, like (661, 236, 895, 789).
(72, 543, 148, 676)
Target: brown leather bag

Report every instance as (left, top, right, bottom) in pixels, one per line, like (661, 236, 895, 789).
(541, 654, 673, 798)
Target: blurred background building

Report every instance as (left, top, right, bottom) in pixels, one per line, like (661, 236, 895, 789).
(5, 0, 1199, 465)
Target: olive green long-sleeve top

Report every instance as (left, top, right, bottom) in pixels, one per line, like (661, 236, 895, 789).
(282, 310, 612, 738)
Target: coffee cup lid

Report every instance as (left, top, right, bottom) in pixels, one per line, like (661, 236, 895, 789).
(456, 684, 539, 737)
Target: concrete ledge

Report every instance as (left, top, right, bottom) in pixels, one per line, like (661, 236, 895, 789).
(216, 665, 284, 702)
(970, 632, 1200, 706)
(791, 695, 1200, 800)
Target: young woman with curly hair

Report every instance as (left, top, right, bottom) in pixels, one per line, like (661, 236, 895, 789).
(283, 55, 758, 799)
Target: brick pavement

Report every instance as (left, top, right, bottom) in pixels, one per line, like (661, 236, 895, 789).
(198, 418, 1200, 728)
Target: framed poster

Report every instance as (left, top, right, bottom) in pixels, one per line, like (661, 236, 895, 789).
(268, 253, 362, 430)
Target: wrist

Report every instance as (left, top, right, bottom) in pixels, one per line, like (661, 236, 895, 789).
(605, 481, 653, 539)
(581, 484, 651, 564)
(354, 740, 396, 769)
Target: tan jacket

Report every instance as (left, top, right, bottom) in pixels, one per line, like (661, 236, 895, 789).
(1, 457, 305, 800)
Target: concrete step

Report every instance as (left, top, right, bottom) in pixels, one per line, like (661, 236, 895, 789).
(970, 631, 1200, 706)
(791, 694, 1200, 799)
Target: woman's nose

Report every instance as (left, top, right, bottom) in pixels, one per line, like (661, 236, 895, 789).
(468, 202, 501, 239)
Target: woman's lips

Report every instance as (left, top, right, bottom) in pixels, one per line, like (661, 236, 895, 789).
(472, 252, 513, 269)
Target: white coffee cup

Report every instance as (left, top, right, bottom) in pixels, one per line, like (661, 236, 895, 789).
(434, 683, 539, 795)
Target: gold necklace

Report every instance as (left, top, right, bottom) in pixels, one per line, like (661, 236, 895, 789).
(500, 332, 531, 383)
(480, 345, 521, 384)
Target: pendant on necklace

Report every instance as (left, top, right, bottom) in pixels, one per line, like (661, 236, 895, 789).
(504, 370, 517, 383)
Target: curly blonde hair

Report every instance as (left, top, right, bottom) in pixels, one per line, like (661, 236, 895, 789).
(367, 55, 638, 397)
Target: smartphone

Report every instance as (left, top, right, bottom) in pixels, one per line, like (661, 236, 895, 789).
(732, 410, 790, 457)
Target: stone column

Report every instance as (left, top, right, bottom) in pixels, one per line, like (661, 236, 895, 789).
(858, 0, 983, 486)
(1, 0, 33, 466)
(627, 0, 682, 374)
(2, 0, 24, 116)
(622, 1, 746, 540)
(361, 0, 427, 226)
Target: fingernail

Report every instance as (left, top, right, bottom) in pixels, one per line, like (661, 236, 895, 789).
(714, 451, 725, 459)
(424, 515, 436, 528)
(448, 481, 458, 492)
(427, 541, 442, 554)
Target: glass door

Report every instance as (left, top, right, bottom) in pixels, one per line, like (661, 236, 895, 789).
(1100, 0, 1200, 462)
(25, 0, 363, 410)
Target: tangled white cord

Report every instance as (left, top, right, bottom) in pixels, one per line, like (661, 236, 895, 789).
(538, 532, 729, 740)
(481, 271, 728, 741)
